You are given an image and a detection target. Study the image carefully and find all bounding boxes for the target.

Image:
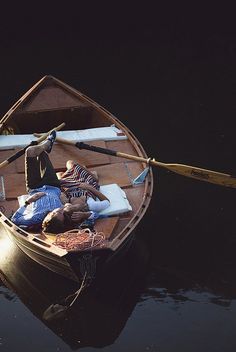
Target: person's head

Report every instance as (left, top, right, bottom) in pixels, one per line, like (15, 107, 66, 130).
(42, 207, 72, 234)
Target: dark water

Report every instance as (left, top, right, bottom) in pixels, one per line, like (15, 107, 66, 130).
(0, 5, 236, 351)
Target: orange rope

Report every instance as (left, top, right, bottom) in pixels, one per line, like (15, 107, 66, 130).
(53, 228, 106, 252)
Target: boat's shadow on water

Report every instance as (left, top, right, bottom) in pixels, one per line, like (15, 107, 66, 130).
(0, 232, 150, 349)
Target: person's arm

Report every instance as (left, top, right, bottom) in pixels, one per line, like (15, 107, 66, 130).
(11, 192, 46, 226)
(87, 197, 110, 212)
(70, 211, 94, 223)
(78, 183, 109, 201)
(63, 203, 87, 214)
(26, 192, 46, 204)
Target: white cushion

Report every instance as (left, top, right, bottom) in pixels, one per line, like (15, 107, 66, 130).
(0, 125, 127, 150)
(98, 184, 132, 216)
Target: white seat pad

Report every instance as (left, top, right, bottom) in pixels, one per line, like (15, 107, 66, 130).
(0, 125, 127, 150)
(99, 184, 132, 216)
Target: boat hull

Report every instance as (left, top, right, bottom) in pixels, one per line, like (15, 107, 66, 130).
(0, 219, 136, 282)
(0, 75, 153, 282)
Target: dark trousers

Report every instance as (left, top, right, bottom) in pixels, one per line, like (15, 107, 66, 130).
(25, 151, 60, 191)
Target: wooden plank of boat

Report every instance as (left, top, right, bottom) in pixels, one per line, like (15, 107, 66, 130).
(0, 75, 154, 283)
(0, 150, 18, 174)
(14, 141, 111, 173)
(106, 139, 139, 164)
(94, 216, 119, 240)
(3, 173, 26, 199)
(91, 163, 133, 187)
(0, 199, 18, 218)
(49, 142, 111, 169)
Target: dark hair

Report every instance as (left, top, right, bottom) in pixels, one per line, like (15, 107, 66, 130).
(42, 211, 73, 234)
(42, 216, 64, 234)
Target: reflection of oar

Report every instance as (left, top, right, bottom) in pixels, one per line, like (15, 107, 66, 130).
(0, 123, 65, 169)
(55, 136, 236, 188)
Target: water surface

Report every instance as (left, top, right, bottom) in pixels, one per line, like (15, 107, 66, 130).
(0, 11, 236, 351)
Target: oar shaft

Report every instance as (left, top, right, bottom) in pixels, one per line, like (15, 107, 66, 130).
(55, 138, 149, 162)
(3, 145, 31, 165)
(36, 123, 65, 144)
(76, 141, 118, 156)
(55, 137, 236, 188)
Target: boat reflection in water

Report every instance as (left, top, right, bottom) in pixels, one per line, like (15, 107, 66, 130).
(0, 230, 150, 349)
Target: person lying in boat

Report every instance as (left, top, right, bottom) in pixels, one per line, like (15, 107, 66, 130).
(58, 159, 109, 211)
(10, 130, 63, 228)
(41, 160, 110, 233)
(11, 131, 110, 232)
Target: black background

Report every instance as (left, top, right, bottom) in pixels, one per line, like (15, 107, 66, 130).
(1, 3, 236, 349)
(1, 2, 236, 275)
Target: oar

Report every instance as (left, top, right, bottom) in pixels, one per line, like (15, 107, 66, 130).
(54, 136, 236, 188)
(0, 122, 65, 169)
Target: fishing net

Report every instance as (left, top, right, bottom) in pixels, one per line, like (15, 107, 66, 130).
(53, 228, 107, 252)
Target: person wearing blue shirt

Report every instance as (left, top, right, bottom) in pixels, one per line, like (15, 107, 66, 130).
(11, 130, 62, 228)
(11, 131, 109, 233)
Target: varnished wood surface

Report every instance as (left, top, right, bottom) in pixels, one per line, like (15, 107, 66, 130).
(0, 75, 153, 252)
(0, 141, 146, 241)
(94, 216, 119, 239)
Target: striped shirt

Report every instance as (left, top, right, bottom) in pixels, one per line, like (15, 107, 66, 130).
(11, 185, 63, 227)
(60, 164, 99, 199)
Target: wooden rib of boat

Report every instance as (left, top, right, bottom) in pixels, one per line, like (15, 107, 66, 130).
(0, 75, 153, 282)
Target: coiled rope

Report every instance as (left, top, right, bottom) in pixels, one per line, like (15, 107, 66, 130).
(53, 228, 106, 252)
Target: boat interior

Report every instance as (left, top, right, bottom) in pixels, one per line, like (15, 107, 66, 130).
(0, 78, 153, 250)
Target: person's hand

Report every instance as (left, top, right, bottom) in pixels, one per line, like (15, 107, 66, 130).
(64, 200, 88, 213)
(63, 203, 73, 212)
(26, 192, 46, 204)
(70, 196, 87, 206)
(70, 211, 90, 223)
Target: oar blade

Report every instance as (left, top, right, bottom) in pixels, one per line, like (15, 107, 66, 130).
(162, 163, 236, 188)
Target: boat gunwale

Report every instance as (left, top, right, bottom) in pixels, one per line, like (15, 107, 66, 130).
(0, 75, 154, 256)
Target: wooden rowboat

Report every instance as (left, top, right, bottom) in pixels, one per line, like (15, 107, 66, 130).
(0, 75, 153, 283)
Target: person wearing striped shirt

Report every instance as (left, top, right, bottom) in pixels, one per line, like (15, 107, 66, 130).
(58, 160, 110, 212)
(11, 132, 110, 232)
(41, 161, 110, 233)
